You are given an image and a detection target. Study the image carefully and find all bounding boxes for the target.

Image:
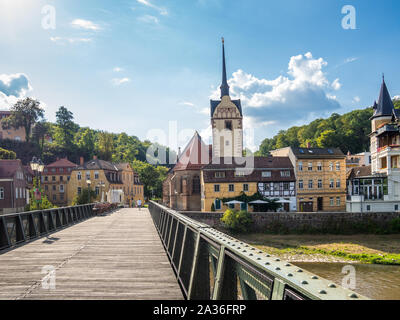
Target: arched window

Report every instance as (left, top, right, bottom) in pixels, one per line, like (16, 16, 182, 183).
(192, 176, 200, 194)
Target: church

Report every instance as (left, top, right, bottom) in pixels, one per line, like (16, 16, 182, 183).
(162, 39, 296, 212)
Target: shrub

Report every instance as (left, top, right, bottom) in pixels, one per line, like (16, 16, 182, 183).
(0, 147, 16, 160)
(221, 209, 253, 233)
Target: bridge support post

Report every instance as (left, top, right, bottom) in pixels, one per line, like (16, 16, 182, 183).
(0, 217, 11, 249)
(212, 246, 237, 300)
(271, 278, 286, 300)
(188, 234, 210, 300)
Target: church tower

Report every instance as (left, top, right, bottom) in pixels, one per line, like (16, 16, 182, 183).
(210, 38, 244, 158)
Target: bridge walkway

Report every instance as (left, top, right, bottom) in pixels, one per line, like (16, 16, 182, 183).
(0, 208, 183, 300)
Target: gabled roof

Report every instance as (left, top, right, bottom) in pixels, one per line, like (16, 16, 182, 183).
(0, 160, 24, 178)
(210, 99, 243, 117)
(173, 132, 211, 171)
(347, 165, 372, 179)
(291, 147, 345, 159)
(74, 159, 119, 172)
(371, 77, 395, 120)
(47, 158, 77, 168)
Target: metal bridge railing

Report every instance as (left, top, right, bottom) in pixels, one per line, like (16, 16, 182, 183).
(149, 201, 370, 300)
(0, 204, 96, 252)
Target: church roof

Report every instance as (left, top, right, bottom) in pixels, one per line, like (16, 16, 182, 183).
(210, 99, 243, 118)
(371, 77, 396, 120)
(173, 132, 211, 171)
(210, 38, 243, 118)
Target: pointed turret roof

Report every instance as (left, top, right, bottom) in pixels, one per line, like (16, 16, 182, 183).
(220, 37, 230, 98)
(371, 76, 395, 119)
(173, 132, 211, 171)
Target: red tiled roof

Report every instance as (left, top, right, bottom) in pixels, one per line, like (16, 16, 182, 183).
(173, 132, 211, 171)
(47, 158, 77, 168)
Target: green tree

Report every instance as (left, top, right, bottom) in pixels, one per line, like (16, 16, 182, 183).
(72, 187, 97, 205)
(131, 160, 168, 198)
(221, 209, 253, 233)
(1, 98, 44, 142)
(76, 128, 96, 159)
(97, 131, 114, 161)
(32, 121, 50, 156)
(54, 106, 77, 148)
(0, 147, 16, 159)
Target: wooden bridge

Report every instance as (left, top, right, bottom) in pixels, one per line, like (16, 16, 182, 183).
(0, 203, 369, 300)
(0, 207, 182, 300)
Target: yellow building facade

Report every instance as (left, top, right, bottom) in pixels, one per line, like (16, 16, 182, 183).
(115, 163, 144, 207)
(271, 147, 347, 212)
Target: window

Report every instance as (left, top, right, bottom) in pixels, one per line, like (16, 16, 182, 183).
(318, 180, 323, 189)
(336, 179, 341, 188)
(336, 163, 341, 171)
(395, 205, 399, 211)
(52, 176, 56, 182)
(298, 162, 303, 171)
(329, 162, 333, 171)
(229, 184, 235, 192)
(193, 176, 201, 194)
(330, 197, 334, 206)
(299, 180, 304, 190)
(308, 163, 313, 171)
(95, 187, 100, 196)
(52, 185, 56, 191)
(215, 172, 226, 178)
(45, 176, 48, 182)
(281, 171, 290, 177)
(215, 199, 221, 210)
(235, 171, 246, 177)
(330, 179, 334, 189)
(283, 182, 289, 191)
(77, 172, 82, 181)
(86, 172, 91, 180)
(0, 187, 4, 199)
(59, 185, 64, 193)
(95, 171, 99, 180)
(240, 203, 247, 211)
(317, 162, 322, 171)
(308, 180, 313, 189)
(214, 185, 220, 192)
(60, 194, 64, 200)
(51, 168, 56, 173)
(336, 197, 341, 206)
(262, 171, 272, 178)
(367, 205, 371, 211)
(60, 168, 64, 173)
(45, 185, 48, 191)
(243, 184, 249, 192)
(53, 195, 56, 201)
(60, 176, 64, 182)
(15, 188, 18, 199)
(77, 187, 82, 195)
(225, 120, 232, 131)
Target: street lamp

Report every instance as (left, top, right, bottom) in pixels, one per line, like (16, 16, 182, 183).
(30, 157, 45, 208)
(87, 179, 92, 204)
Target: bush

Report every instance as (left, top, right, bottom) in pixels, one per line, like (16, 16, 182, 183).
(0, 147, 16, 160)
(221, 209, 253, 233)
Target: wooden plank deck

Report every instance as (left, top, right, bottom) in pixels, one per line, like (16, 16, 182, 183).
(0, 208, 183, 300)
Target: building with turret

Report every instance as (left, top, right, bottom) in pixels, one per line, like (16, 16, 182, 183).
(347, 77, 400, 212)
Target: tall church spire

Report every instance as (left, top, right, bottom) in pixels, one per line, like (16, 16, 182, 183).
(220, 37, 230, 98)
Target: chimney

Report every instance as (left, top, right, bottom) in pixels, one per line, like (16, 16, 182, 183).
(80, 157, 84, 166)
(93, 155, 98, 160)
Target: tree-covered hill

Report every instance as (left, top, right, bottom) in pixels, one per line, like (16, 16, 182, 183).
(256, 99, 400, 156)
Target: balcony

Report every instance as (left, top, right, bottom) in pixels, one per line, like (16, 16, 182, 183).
(376, 124, 399, 137)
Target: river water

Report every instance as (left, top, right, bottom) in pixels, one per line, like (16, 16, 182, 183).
(294, 262, 400, 300)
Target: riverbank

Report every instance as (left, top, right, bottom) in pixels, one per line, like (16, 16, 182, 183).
(235, 234, 400, 265)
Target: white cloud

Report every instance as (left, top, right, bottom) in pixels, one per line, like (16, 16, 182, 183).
(137, 15, 159, 24)
(50, 37, 93, 44)
(209, 52, 341, 127)
(393, 95, 400, 101)
(0, 73, 32, 109)
(353, 96, 361, 103)
(332, 78, 341, 91)
(113, 67, 124, 73)
(112, 78, 131, 86)
(71, 19, 101, 31)
(179, 101, 195, 107)
(136, 0, 168, 15)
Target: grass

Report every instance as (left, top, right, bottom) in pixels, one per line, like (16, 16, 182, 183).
(236, 234, 400, 265)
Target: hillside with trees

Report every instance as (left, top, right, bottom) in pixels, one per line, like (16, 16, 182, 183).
(256, 100, 400, 156)
(0, 98, 175, 198)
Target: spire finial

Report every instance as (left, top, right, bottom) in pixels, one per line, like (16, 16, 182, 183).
(383, 73, 385, 82)
(220, 37, 230, 98)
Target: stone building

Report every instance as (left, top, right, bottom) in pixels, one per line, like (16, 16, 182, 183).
(114, 162, 144, 207)
(271, 147, 347, 212)
(42, 158, 77, 207)
(347, 77, 400, 212)
(67, 157, 124, 205)
(0, 160, 29, 214)
(0, 111, 27, 142)
(201, 156, 296, 212)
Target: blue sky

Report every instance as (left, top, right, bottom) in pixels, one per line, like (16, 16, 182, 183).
(0, 0, 400, 151)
